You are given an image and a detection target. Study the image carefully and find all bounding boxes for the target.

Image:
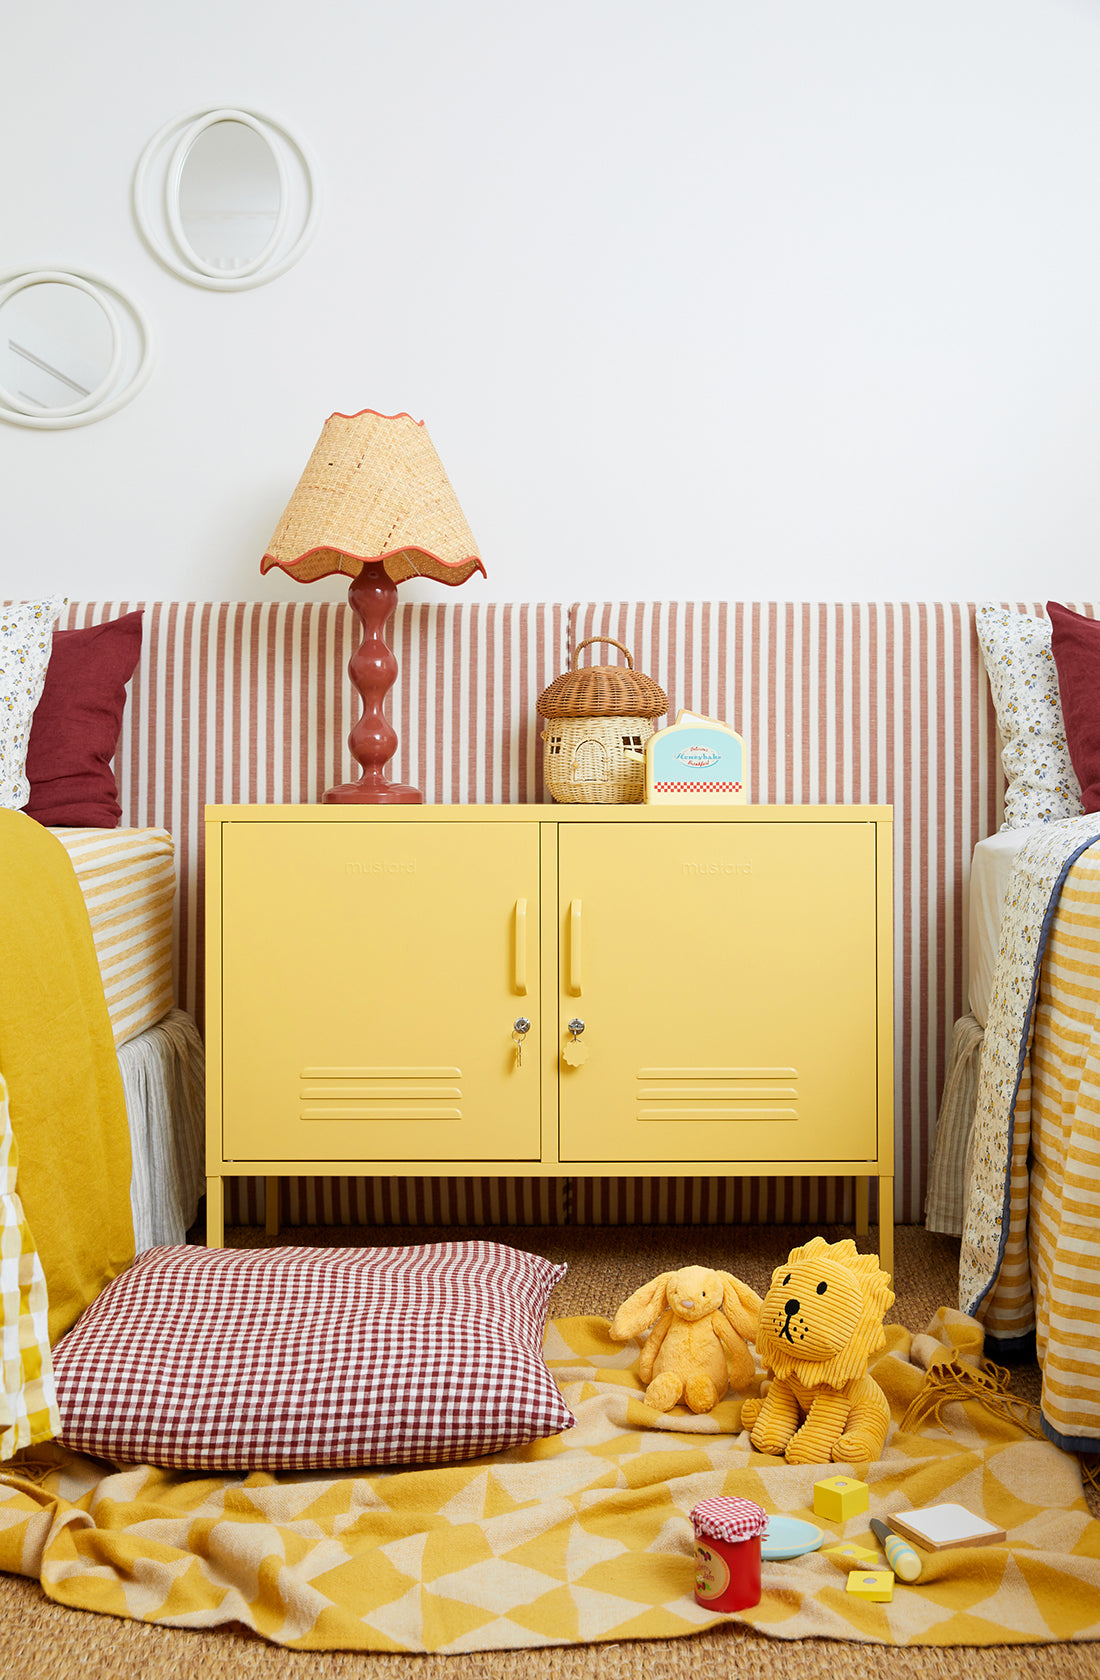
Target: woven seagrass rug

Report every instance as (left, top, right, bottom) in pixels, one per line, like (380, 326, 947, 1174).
(0, 1305, 1097, 1652)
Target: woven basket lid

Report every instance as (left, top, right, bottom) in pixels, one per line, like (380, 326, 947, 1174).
(261, 409, 486, 587)
(537, 639, 667, 720)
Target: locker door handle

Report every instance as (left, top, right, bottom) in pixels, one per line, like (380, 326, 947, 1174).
(514, 898, 528, 995)
(569, 898, 583, 994)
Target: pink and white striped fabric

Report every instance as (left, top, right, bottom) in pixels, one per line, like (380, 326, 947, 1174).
(58, 597, 1098, 1229)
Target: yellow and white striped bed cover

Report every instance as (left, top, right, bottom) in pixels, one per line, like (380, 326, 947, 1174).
(48, 828, 175, 1050)
(961, 819, 1100, 1450)
(1027, 848, 1100, 1448)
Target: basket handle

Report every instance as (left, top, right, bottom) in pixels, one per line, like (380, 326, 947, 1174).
(572, 636, 635, 671)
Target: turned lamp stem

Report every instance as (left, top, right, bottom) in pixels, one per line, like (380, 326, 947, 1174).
(323, 560, 422, 805)
(260, 412, 484, 801)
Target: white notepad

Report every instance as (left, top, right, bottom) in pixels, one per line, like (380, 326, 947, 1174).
(889, 1503, 1006, 1551)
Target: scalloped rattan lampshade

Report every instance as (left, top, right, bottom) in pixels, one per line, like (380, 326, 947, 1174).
(261, 409, 486, 587)
(260, 408, 485, 804)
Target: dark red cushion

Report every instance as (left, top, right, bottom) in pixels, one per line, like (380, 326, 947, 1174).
(1048, 601, 1100, 813)
(21, 612, 143, 827)
(52, 1239, 573, 1471)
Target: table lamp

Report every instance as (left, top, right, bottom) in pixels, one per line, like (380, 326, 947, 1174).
(261, 407, 486, 803)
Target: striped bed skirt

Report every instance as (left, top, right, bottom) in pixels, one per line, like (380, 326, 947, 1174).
(249, 1172, 870, 1232)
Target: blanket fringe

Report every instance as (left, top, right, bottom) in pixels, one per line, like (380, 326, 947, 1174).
(900, 1356, 1046, 1441)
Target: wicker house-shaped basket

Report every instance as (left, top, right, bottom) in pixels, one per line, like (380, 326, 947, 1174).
(537, 638, 668, 804)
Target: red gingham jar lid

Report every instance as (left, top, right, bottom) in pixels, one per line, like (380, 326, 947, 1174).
(690, 1497, 769, 1543)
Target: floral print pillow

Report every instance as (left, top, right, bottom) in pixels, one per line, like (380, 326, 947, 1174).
(0, 597, 65, 809)
(976, 603, 1083, 829)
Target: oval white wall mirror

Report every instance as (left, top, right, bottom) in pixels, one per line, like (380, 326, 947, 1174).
(135, 106, 321, 289)
(173, 116, 286, 278)
(0, 269, 154, 429)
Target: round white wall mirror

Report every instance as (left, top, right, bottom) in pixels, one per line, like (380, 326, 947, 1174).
(135, 107, 321, 289)
(0, 269, 154, 429)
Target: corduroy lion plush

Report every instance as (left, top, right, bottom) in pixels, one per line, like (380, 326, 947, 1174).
(609, 1265, 762, 1414)
(740, 1236, 895, 1464)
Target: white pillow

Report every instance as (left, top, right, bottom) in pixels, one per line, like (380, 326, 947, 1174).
(1, 601, 66, 809)
(0, 597, 66, 809)
(975, 603, 1083, 830)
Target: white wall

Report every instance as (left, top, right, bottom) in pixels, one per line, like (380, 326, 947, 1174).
(4, 0, 1100, 607)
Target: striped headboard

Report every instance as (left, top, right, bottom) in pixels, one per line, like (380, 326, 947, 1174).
(57, 598, 1089, 1228)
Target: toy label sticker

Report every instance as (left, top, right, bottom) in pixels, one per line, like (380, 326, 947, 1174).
(676, 745, 721, 769)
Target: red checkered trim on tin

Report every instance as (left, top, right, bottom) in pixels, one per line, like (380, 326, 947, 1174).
(53, 1240, 573, 1471)
(691, 1497, 769, 1542)
(654, 780, 743, 793)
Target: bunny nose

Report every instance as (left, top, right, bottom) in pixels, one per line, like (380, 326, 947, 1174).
(679, 1298, 695, 1311)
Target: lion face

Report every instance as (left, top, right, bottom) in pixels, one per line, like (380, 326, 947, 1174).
(759, 1255, 867, 1360)
(755, 1237, 894, 1391)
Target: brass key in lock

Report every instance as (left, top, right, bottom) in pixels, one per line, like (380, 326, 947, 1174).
(512, 1016, 531, 1068)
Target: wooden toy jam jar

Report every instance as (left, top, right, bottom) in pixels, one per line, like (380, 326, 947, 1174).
(690, 1497, 769, 1612)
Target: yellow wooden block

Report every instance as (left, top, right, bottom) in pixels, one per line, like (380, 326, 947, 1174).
(822, 1542, 879, 1574)
(813, 1475, 870, 1522)
(846, 1569, 894, 1602)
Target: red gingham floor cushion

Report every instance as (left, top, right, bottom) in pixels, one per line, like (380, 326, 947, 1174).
(52, 1239, 573, 1471)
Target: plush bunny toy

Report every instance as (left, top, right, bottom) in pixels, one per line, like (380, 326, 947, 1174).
(609, 1265, 762, 1414)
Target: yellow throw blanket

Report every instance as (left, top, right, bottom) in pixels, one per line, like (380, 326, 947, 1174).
(0, 810, 133, 1344)
(0, 1308, 1097, 1651)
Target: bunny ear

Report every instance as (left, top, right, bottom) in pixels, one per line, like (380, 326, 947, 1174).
(718, 1273, 763, 1340)
(609, 1274, 673, 1341)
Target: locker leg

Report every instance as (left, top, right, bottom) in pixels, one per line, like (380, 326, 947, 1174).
(877, 1176, 894, 1284)
(854, 1176, 869, 1236)
(206, 1176, 225, 1247)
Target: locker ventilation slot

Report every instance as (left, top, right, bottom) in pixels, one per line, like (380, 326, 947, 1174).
(299, 1067, 462, 1121)
(635, 1067, 797, 1122)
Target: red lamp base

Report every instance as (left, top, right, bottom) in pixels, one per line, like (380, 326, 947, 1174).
(323, 779, 421, 805)
(324, 559, 422, 805)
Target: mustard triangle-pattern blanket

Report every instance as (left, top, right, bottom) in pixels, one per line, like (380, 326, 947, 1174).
(0, 1308, 1097, 1651)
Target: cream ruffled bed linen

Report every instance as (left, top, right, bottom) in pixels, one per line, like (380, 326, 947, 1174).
(1, 1309, 1099, 1652)
(960, 813, 1100, 1449)
(117, 1009, 205, 1250)
(0, 1073, 58, 1463)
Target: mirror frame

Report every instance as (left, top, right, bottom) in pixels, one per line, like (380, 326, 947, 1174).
(134, 106, 322, 290)
(0, 269, 155, 429)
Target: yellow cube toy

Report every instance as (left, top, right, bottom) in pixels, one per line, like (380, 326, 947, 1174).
(846, 1570, 894, 1602)
(822, 1542, 879, 1574)
(814, 1475, 869, 1522)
